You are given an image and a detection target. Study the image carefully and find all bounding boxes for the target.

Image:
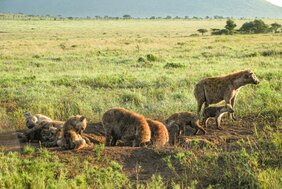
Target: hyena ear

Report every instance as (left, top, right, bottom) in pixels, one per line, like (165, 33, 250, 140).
(80, 116, 86, 122)
(24, 112, 31, 118)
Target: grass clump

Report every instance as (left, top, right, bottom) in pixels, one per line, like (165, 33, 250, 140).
(146, 54, 159, 62)
(164, 62, 186, 69)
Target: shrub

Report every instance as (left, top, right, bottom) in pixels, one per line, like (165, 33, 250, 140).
(146, 54, 159, 62)
(137, 57, 147, 63)
(211, 28, 229, 35)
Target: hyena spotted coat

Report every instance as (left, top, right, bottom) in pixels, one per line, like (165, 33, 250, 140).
(164, 112, 206, 145)
(61, 115, 89, 150)
(164, 112, 206, 136)
(24, 112, 52, 129)
(102, 108, 151, 147)
(194, 70, 260, 119)
(146, 119, 169, 147)
(202, 104, 234, 130)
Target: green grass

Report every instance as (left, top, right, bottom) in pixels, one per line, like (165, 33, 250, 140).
(0, 18, 281, 130)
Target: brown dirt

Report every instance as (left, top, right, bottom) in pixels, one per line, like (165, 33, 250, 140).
(0, 118, 278, 183)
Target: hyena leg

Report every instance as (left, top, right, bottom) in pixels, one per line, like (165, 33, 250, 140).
(74, 139, 87, 150)
(105, 133, 112, 146)
(193, 120, 206, 135)
(197, 100, 205, 117)
(110, 136, 118, 146)
(216, 115, 224, 130)
(193, 128, 199, 135)
(202, 117, 209, 128)
(230, 95, 237, 121)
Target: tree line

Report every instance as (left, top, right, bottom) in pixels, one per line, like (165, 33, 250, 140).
(197, 19, 282, 35)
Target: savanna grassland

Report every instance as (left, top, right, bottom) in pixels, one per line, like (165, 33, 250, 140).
(0, 16, 281, 188)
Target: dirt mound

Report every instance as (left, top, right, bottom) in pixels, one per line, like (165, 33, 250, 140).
(0, 118, 261, 182)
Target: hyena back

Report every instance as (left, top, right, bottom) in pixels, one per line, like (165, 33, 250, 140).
(102, 108, 151, 147)
(146, 119, 169, 147)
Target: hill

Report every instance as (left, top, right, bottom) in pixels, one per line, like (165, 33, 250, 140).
(0, 0, 282, 18)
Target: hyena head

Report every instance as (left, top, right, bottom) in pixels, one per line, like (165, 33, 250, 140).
(222, 104, 234, 113)
(243, 70, 260, 85)
(24, 112, 38, 129)
(40, 124, 53, 141)
(70, 115, 87, 134)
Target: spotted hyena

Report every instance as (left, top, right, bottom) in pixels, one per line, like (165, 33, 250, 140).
(164, 112, 206, 145)
(61, 115, 89, 150)
(18, 120, 64, 143)
(24, 112, 52, 129)
(146, 119, 169, 147)
(194, 70, 259, 120)
(102, 108, 151, 147)
(202, 104, 234, 130)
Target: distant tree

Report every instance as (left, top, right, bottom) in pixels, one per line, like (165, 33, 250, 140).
(225, 19, 237, 34)
(214, 15, 224, 19)
(165, 16, 172, 19)
(253, 19, 269, 33)
(150, 16, 156, 19)
(270, 22, 281, 33)
(197, 29, 208, 35)
(123, 14, 132, 19)
(240, 19, 269, 34)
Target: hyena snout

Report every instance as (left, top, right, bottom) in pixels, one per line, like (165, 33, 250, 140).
(253, 79, 260, 84)
(252, 75, 260, 84)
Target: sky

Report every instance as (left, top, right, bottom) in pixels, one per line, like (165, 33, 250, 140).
(266, 0, 282, 7)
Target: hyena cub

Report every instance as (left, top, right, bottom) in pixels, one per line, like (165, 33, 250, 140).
(164, 112, 206, 145)
(102, 108, 151, 147)
(61, 115, 90, 150)
(202, 104, 234, 130)
(146, 119, 169, 147)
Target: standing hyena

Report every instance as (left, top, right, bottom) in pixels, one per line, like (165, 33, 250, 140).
(146, 119, 169, 147)
(102, 108, 151, 147)
(194, 70, 260, 120)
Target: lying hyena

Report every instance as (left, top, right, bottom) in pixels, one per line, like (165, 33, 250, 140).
(146, 119, 169, 147)
(102, 108, 151, 147)
(202, 104, 234, 130)
(194, 70, 260, 120)
(24, 112, 52, 129)
(18, 120, 64, 143)
(61, 115, 90, 150)
(40, 121, 64, 147)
